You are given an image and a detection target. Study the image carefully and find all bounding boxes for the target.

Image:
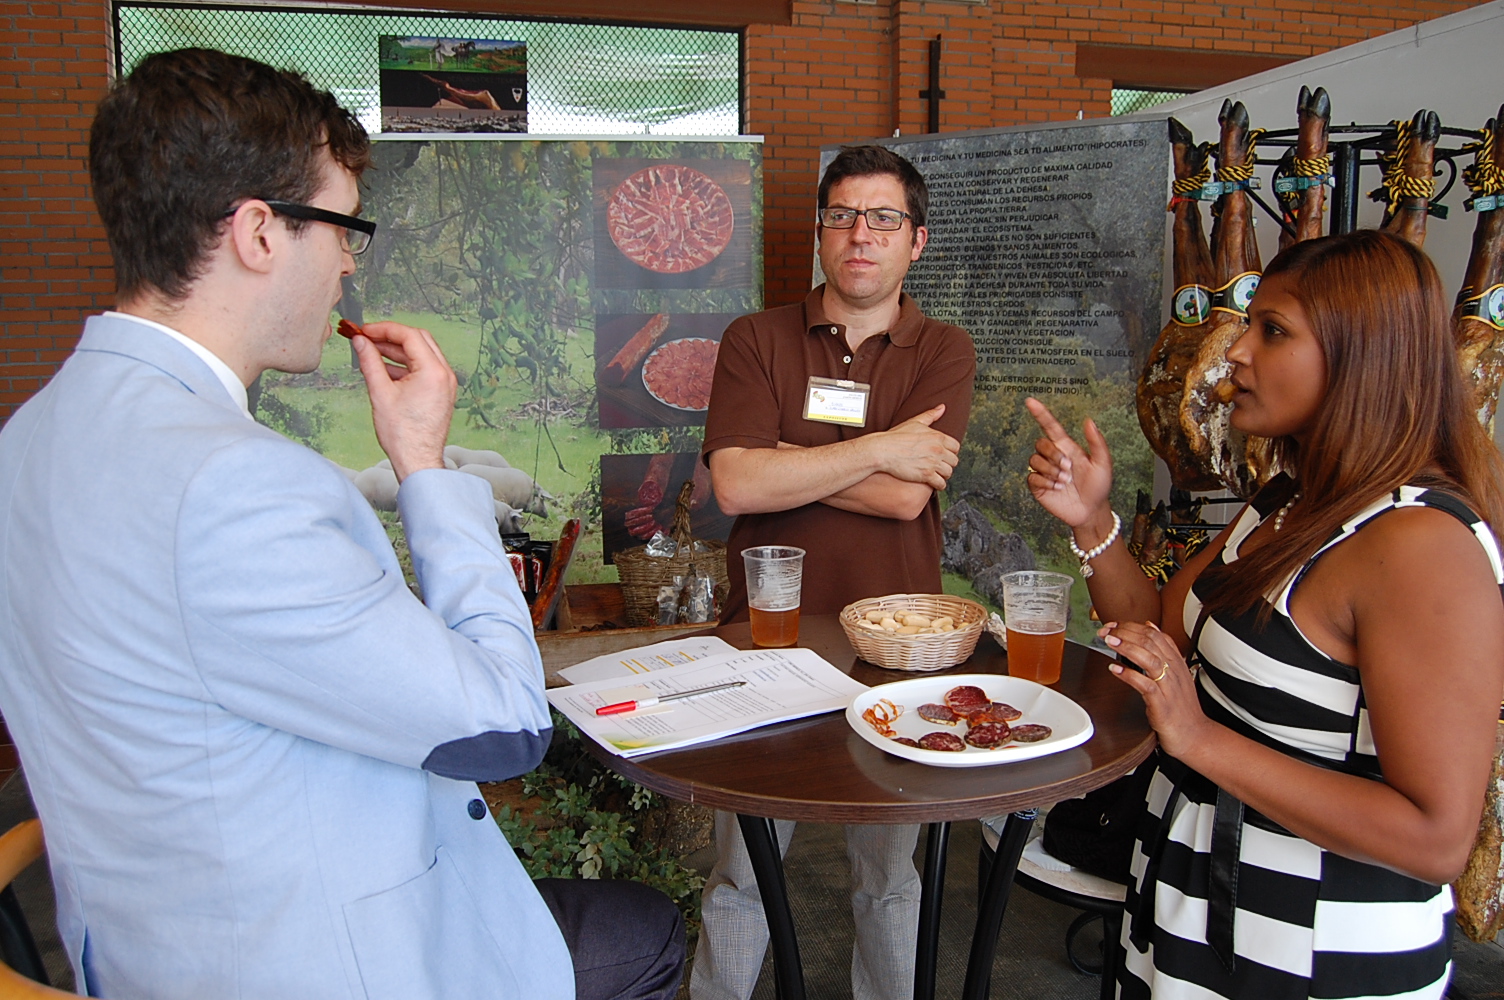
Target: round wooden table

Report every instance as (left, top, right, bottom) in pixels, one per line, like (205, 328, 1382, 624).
(592, 615, 1156, 1000)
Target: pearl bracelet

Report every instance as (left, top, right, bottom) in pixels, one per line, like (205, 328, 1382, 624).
(1068, 511, 1121, 579)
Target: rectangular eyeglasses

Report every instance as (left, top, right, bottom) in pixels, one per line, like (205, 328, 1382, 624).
(816, 207, 911, 231)
(223, 200, 377, 255)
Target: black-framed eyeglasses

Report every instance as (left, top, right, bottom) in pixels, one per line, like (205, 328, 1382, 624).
(817, 207, 911, 231)
(223, 200, 377, 255)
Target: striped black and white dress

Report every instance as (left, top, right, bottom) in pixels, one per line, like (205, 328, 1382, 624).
(1119, 483, 1504, 1000)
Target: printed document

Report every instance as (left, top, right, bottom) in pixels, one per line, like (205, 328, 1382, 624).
(556, 636, 738, 685)
(548, 646, 868, 757)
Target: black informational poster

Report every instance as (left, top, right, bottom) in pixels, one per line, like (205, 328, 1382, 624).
(818, 120, 1166, 626)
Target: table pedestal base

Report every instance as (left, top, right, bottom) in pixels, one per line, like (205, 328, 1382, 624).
(737, 810, 1039, 1000)
(914, 822, 949, 1000)
(737, 814, 805, 1000)
(963, 810, 1037, 1000)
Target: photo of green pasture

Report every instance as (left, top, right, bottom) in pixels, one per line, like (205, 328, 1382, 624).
(254, 136, 764, 587)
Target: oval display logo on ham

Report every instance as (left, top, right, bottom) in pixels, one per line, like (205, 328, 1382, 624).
(607, 165, 735, 274)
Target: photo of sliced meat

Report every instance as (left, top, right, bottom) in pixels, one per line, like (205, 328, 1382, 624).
(604, 313, 669, 386)
(599, 452, 734, 565)
(891, 736, 921, 748)
(623, 505, 662, 540)
(917, 732, 966, 753)
(944, 685, 990, 716)
(637, 453, 674, 508)
(1009, 724, 1053, 743)
(607, 164, 735, 274)
(963, 721, 1012, 749)
(917, 703, 960, 725)
(641, 338, 719, 411)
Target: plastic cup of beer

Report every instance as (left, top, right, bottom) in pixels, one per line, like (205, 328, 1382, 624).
(743, 546, 805, 647)
(1001, 570, 1073, 684)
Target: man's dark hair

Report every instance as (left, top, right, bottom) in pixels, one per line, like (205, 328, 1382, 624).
(816, 145, 928, 229)
(89, 48, 371, 302)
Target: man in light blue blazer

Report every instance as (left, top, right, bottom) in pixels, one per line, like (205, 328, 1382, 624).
(0, 49, 682, 999)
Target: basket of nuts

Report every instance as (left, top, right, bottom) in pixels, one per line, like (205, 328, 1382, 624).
(839, 593, 988, 672)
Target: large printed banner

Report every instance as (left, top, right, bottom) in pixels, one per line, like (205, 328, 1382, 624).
(254, 137, 761, 584)
(819, 119, 1166, 622)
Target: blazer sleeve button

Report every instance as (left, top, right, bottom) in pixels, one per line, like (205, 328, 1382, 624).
(468, 798, 487, 820)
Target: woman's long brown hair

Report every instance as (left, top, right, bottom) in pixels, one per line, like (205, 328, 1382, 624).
(1200, 229, 1504, 616)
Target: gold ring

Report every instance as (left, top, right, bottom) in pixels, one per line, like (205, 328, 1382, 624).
(1152, 662, 1170, 683)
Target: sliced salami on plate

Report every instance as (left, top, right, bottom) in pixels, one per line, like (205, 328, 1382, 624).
(917, 731, 966, 753)
(963, 721, 1013, 749)
(917, 703, 960, 725)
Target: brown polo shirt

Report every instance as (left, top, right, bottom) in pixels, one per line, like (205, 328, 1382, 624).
(703, 285, 976, 623)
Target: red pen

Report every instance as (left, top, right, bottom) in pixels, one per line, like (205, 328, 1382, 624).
(595, 680, 747, 716)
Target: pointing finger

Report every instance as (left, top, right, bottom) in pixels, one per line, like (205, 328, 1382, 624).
(1024, 396, 1074, 446)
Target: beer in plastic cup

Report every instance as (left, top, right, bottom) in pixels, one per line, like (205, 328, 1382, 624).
(743, 546, 805, 647)
(1001, 570, 1073, 684)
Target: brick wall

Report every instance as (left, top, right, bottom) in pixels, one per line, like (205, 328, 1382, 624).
(2, 0, 112, 417)
(751, 0, 1482, 309)
(0, 0, 1486, 418)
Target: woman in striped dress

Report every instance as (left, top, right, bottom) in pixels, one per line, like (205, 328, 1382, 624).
(1024, 229, 1504, 999)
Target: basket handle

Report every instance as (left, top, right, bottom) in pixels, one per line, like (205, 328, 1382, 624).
(669, 480, 695, 549)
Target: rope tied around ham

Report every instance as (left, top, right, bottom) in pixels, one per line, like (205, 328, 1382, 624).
(1167, 142, 1216, 210)
(1463, 121, 1504, 203)
(1293, 152, 1334, 178)
(1372, 118, 1437, 213)
(1214, 128, 1265, 185)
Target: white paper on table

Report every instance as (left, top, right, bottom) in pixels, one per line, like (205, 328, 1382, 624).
(548, 647, 868, 758)
(556, 636, 738, 686)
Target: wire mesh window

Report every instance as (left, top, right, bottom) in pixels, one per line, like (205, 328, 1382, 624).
(113, 3, 743, 136)
(1111, 88, 1188, 116)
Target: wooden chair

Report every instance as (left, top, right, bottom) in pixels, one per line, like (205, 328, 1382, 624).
(0, 820, 71, 998)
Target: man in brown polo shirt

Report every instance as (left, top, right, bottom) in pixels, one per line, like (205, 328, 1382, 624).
(692, 146, 976, 1000)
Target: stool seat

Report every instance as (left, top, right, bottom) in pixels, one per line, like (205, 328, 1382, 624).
(982, 819, 1127, 900)
(979, 819, 1127, 997)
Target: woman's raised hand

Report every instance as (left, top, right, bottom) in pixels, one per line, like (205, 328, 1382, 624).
(1024, 397, 1114, 528)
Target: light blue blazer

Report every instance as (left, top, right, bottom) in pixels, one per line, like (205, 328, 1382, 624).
(0, 314, 575, 998)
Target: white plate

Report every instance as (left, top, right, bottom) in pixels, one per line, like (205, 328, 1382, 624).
(641, 338, 718, 412)
(846, 673, 1094, 768)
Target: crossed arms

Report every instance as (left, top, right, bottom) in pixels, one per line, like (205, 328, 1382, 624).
(709, 403, 960, 521)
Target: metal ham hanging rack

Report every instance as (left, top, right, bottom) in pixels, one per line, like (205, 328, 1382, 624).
(1235, 119, 1486, 238)
(1163, 113, 1495, 535)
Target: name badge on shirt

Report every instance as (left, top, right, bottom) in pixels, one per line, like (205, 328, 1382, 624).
(803, 377, 870, 427)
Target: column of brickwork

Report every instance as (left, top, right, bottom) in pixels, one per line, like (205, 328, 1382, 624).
(750, 0, 897, 306)
(893, 1, 996, 137)
(1, 0, 112, 420)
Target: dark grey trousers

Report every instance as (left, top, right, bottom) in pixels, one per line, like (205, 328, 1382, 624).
(535, 877, 686, 1000)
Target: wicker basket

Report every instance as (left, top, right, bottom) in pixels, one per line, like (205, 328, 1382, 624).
(839, 593, 988, 672)
(614, 481, 729, 627)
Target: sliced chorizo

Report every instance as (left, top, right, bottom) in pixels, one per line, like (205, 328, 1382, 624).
(917, 732, 966, 753)
(970, 702, 1023, 724)
(917, 703, 960, 725)
(944, 685, 989, 716)
(963, 721, 1012, 749)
